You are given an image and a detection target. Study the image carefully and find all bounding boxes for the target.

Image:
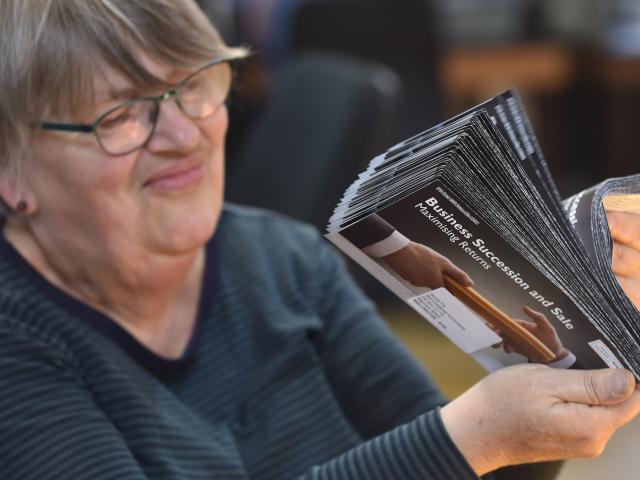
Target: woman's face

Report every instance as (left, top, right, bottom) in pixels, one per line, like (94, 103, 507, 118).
(20, 53, 229, 262)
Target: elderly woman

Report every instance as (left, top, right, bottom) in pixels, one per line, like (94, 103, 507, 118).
(1, 1, 639, 479)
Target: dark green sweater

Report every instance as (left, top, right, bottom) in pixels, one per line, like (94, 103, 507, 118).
(0, 204, 478, 479)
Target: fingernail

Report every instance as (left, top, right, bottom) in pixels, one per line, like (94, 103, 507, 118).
(610, 370, 631, 397)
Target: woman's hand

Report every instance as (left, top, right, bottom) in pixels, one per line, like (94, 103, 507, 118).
(441, 365, 640, 476)
(382, 242, 473, 289)
(607, 211, 640, 309)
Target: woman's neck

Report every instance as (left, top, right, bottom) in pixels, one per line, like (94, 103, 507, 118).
(3, 219, 206, 358)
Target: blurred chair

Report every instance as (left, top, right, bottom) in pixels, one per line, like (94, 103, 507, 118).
(225, 51, 401, 230)
(289, 0, 443, 141)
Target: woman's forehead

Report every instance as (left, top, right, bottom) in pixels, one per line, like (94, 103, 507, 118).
(92, 55, 192, 106)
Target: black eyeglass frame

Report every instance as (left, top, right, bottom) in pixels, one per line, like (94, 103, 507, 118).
(39, 56, 238, 156)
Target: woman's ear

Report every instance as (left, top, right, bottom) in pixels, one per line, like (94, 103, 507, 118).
(0, 174, 38, 216)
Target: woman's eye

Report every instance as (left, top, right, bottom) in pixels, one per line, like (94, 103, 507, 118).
(100, 109, 132, 130)
(183, 76, 206, 94)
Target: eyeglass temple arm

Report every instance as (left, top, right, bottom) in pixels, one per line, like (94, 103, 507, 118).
(40, 122, 93, 133)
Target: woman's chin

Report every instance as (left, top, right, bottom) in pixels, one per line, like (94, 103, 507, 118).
(139, 177, 223, 254)
(146, 205, 221, 256)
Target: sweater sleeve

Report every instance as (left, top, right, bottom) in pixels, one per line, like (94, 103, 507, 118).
(298, 408, 478, 479)
(0, 321, 148, 480)
(298, 235, 480, 479)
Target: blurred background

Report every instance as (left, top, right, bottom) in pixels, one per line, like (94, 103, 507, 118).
(199, 1, 640, 477)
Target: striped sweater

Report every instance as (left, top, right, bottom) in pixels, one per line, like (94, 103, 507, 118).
(0, 204, 479, 479)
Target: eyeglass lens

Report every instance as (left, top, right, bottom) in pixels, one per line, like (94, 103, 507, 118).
(96, 62, 232, 155)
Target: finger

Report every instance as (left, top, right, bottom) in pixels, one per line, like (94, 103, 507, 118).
(560, 387, 640, 434)
(498, 337, 515, 353)
(486, 323, 500, 334)
(513, 317, 537, 331)
(499, 334, 525, 354)
(603, 388, 640, 429)
(607, 212, 640, 251)
(522, 306, 552, 329)
(611, 241, 640, 277)
(614, 276, 640, 309)
(552, 368, 636, 406)
(442, 260, 474, 287)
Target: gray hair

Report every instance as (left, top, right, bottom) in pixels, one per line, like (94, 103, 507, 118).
(0, 0, 247, 180)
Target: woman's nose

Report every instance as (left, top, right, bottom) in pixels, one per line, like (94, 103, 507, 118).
(145, 99, 200, 154)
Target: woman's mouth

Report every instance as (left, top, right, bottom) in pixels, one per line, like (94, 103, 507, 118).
(144, 163, 205, 191)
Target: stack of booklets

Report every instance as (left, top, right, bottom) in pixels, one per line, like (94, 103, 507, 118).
(326, 89, 640, 376)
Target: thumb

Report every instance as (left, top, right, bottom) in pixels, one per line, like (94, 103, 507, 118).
(557, 369, 635, 406)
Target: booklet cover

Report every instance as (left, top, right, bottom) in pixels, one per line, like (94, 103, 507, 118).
(326, 89, 640, 377)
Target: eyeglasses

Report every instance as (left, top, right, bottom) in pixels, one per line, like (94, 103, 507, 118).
(39, 58, 233, 156)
